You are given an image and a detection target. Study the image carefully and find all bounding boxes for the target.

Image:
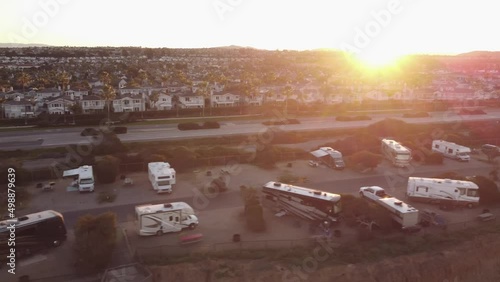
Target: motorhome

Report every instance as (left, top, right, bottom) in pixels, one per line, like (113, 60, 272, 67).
(359, 186, 392, 202)
(262, 181, 342, 223)
(63, 165, 95, 192)
(148, 162, 176, 194)
(381, 139, 412, 167)
(0, 210, 67, 260)
(310, 147, 345, 170)
(135, 202, 199, 236)
(432, 140, 471, 161)
(377, 197, 420, 230)
(406, 177, 479, 208)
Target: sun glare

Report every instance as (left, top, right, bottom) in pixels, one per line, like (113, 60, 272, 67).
(355, 52, 402, 69)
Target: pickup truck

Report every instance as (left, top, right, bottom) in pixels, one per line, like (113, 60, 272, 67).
(359, 186, 392, 202)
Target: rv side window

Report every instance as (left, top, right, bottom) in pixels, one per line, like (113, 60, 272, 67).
(447, 149, 453, 154)
(458, 188, 466, 195)
(434, 144, 439, 149)
(169, 216, 173, 221)
(467, 189, 478, 197)
(175, 216, 179, 222)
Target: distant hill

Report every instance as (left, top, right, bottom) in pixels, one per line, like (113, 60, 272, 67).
(0, 43, 50, 48)
(457, 51, 500, 57)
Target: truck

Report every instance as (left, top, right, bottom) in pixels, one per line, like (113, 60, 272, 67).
(381, 139, 412, 167)
(406, 177, 479, 208)
(310, 147, 345, 170)
(135, 202, 199, 236)
(359, 186, 392, 202)
(432, 140, 471, 161)
(148, 162, 176, 194)
(63, 165, 95, 193)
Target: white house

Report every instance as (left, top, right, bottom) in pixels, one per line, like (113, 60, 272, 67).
(176, 92, 204, 109)
(211, 92, 240, 107)
(118, 87, 145, 96)
(64, 88, 89, 100)
(113, 94, 145, 112)
(36, 88, 61, 99)
(81, 95, 106, 114)
(151, 93, 172, 110)
(118, 79, 127, 89)
(45, 96, 75, 115)
(2, 100, 35, 118)
(245, 93, 264, 106)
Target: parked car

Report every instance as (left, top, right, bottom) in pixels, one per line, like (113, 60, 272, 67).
(112, 126, 128, 134)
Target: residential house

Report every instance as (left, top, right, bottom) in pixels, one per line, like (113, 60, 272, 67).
(3, 91, 25, 100)
(64, 88, 89, 100)
(245, 93, 264, 106)
(113, 94, 145, 112)
(45, 96, 75, 114)
(81, 95, 105, 114)
(118, 79, 127, 89)
(176, 92, 204, 109)
(36, 88, 61, 99)
(211, 92, 241, 107)
(88, 79, 104, 88)
(118, 87, 144, 96)
(151, 92, 172, 110)
(2, 99, 35, 118)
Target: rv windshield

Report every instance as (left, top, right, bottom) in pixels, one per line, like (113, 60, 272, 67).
(396, 153, 411, 160)
(467, 189, 479, 197)
(80, 178, 94, 184)
(457, 152, 469, 156)
(158, 180, 171, 186)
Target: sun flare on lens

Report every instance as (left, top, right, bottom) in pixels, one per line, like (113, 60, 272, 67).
(355, 52, 402, 69)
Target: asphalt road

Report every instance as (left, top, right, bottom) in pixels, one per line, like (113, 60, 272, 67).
(1, 111, 499, 150)
(61, 164, 492, 228)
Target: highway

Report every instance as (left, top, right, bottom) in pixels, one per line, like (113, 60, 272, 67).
(60, 164, 492, 228)
(1, 111, 499, 150)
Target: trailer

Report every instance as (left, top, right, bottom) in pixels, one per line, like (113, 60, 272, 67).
(432, 140, 471, 161)
(381, 139, 412, 167)
(407, 177, 479, 208)
(63, 165, 95, 193)
(377, 197, 420, 230)
(148, 162, 176, 194)
(310, 147, 345, 170)
(135, 202, 198, 236)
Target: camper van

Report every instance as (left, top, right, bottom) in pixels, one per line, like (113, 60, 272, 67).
(135, 202, 198, 236)
(381, 139, 412, 167)
(310, 147, 345, 170)
(63, 165, 95, 193)
(148, 162, 176, 194)
(432, 140, 471, 161)
(407, 177, 479, 208)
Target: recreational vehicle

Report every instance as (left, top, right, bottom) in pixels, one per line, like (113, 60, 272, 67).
(432, 140, 471, 161)
(377, 197, 420, 230)
(148, 162, 176, 194)
(310, 147, 345, 170)
(63, 165, 95, 192)
(381, 139, 412, 167)
(0, 210, 67, 260)
(262, 181, 342, 223)
(407, 177, 479, 208)
(135, 202, 199, 236)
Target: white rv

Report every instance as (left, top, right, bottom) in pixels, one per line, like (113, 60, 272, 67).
(407, 177, 479, 208)
(148, 162, 176, 194)
(432, 140, 471, 161)
(310, 147, 345, 170)
(135, 202, 199, 236)
(381, 139, 412, 167)
(377, 197, 420, 230)
(63, 165, 95, 193)
(359, 186, 392, 202)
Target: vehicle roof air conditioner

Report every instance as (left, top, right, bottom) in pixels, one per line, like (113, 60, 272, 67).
(394, 201, 403, 206)
(313, 191, 321, 195)
(274, 182, 281, 187)
(164, 203, 173, 208)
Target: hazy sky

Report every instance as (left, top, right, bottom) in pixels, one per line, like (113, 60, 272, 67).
(1, 0, 498, 57)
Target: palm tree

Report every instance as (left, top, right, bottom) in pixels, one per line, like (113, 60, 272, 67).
(102, 84, 116, 123)
(149, 91, 160, 110)
(172, 94, 180, 117)
(196, 82, 209, 116)
(17, 71, 32, 124)
(56, 71, 71, 124)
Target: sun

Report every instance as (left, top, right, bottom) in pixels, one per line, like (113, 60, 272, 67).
(355, 51, 402, 69)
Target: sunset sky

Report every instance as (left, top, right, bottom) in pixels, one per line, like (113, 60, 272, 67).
(1, 0, 498, 62)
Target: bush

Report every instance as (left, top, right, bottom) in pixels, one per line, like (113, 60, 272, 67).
(73, 212, 118, 274)
(240, 186, 266, 232)
(425, 152, 444, 165)
(470, 176, 500, 205)
(95, 155, 120, 184)
(346, 150, 383, 171)
(93, 131, 127, 155)
(178, 122, 201, 130)
(112, 126, 127, 134)
(202, 121, 220, 129)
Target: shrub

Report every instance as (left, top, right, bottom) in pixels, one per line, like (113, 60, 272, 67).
(95, 155, 120, 184)
(178, 122, 201, 130)
(425, 152, 444, 165)
(93, 131, 127, 155)
(470, 175, 500, 205)
(112, 126, 127, 134)
(73, 212, 118, 274)
(346, 150, 383, 171)
(202, 121, 220, 129)
(240, 186, 266, 232)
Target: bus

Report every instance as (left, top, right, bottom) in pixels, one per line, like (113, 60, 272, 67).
(262, 181, 342, 223)
(0, 210, 67, 259)
(381, 139, 412, 167)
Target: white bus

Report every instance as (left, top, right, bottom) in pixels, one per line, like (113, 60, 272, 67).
(135, 202, 199, 236)
(381, 139, 412, 167)
(63, 165, 95, 193)
(148, 162, 176, 194)
(407, 177, 479, 208)
(432, 140, 471, 161)
(262, 181, 342, 223)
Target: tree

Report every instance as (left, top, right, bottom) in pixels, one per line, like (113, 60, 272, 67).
(282, 85, 293, 116)
(240, 186, 266, 232)
(73, 212, 118, 274)
(69, 103, 83, 115)
(470, 175, 500, 205)
(172, 94, 180, 117)
(95, 155, 120, 184)
(102, 84, 116, 123)
(56, 71, 71, 124)
(347, 151, 383, 171)
(17, 71, 32, 125)
(149, 91, 160, 110)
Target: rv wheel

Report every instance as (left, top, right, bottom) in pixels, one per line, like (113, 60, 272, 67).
(156, 230, 163, 236)
(466, 203, 473, 209)
(359, 192, 364, 198)
(189, 223, 196, 230)
(53, 240, 61, 247)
